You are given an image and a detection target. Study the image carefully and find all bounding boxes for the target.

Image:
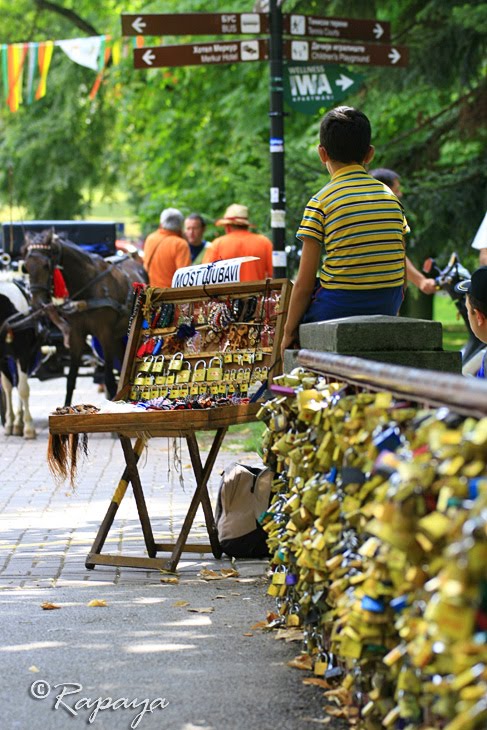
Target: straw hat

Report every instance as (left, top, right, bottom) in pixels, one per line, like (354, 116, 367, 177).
(215, 204, 252, 227)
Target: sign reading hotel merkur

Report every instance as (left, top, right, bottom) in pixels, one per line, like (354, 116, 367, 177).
(284, 63, 364, 114)
(283, 39, 408, 68)
(282, 14, 391, 43)
(134, 40, 268, 69)
(122, 13, 269, 37)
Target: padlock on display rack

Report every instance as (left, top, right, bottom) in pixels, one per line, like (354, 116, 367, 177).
(193, 359, 207, 383)
(207, 356, 223, 382)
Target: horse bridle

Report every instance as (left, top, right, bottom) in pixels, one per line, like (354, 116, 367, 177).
(25, 235, 129, 304)
(24, 240, 62, 296)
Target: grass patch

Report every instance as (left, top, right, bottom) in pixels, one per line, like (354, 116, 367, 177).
(196, 421, 266, 457)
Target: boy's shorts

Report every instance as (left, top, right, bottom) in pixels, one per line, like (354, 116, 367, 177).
(302, 285, 404, 323)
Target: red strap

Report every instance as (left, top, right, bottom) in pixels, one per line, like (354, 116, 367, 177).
(53, 267, 69, 298)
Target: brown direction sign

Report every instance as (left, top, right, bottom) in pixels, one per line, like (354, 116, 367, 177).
(283, 39, 408, 68)
(282, 14, 391, 43)
(122, 13, 269, 37)
(134, 40, 268, 69)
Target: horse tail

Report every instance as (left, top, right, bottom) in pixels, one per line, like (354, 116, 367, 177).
(47, 432, 89, 487)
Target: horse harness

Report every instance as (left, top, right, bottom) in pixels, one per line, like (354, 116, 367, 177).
(25, 241, 134, 319)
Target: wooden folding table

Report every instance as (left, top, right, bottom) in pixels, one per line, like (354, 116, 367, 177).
(49, 404, 260, 572)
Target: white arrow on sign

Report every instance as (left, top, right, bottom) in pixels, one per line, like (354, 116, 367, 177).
(388, 47, 401, 64)
(132, 16, 147, 34)
(373, 22, 384, 40)
(142, 50, 156, 66)
(335, 74, 354, 91)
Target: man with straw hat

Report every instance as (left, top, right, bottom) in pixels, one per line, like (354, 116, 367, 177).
(202, 204, 273, 281)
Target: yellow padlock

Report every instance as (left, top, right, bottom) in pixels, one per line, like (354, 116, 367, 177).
(168, 352, 184, 371)
(207, 356, 223, 382)
(193, 359, 207, 382)
(139, 356, 154, 372)
(134, 371, 145, 386)
(176, 361, 192, 384)
(152, 355, 165, 373)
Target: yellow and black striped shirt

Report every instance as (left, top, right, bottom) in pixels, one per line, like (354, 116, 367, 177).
(297, 164, 408, 290)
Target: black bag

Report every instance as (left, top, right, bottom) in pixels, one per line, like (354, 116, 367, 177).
(215, 463, 272, 559)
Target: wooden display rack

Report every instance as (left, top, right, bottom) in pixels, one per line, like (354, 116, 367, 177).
(49, 278, 291, 572)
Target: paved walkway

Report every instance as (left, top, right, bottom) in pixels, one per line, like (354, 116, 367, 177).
(0, 373, 330, 730)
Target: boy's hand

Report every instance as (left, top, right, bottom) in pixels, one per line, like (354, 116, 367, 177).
(419, 277, 437, 295)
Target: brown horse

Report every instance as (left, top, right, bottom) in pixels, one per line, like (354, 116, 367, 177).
(23, 229, 147, 406)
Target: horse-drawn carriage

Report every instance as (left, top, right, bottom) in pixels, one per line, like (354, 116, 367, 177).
(0, 221, 146, 436)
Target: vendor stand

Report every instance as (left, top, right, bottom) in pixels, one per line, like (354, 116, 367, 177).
(48, 278, 291, 572)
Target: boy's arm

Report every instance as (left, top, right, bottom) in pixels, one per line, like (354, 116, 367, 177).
(281, 236, 321, 359)
(405, 257, 437, 295)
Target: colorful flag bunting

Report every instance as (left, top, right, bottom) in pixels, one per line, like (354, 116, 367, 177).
(35, 40, 54, 100)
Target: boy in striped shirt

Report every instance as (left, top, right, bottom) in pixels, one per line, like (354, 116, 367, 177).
(281, 106, 409, 357)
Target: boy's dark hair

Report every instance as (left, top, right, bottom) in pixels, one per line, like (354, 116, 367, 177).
(320, 106, 371, 163)
(468, 293, 487, 317)
(370, 168, 400, 187)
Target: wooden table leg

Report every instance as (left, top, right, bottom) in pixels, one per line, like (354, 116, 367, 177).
(163, 428, 226, 571)
(186, 429, 224, 560)
(85, 435, 147, 569)
(119, 435, 157, 558)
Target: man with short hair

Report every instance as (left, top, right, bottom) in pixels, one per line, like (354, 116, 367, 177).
(143, 208, 191, 288)
(184, 213, 209, 265)
(202, 204, 273, 281)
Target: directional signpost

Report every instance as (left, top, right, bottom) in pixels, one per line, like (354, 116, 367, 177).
(122, 13, 269, 37)
(122, 3, 408, 278)
(134, 40, 268, 69)
(283, 39, 408, 67)
(282, 14, 390, 43)
(283, 63, 364, 114)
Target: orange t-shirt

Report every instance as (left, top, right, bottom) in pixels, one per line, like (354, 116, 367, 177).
(143, 227, 191, 288)
(202, 229, 273, 281)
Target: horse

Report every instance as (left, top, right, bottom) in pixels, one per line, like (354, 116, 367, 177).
(22, 228, 147, 407)
(0, 279, 38, 438)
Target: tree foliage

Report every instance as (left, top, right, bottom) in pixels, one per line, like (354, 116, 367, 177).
(0, 0, 485, 270)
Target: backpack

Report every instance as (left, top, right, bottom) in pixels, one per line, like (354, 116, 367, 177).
(215, 463, 273, 559)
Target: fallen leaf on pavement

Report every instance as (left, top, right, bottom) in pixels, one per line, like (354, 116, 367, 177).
(41, 602, 61, 610)
(275, 628, 304, 642)
(160, 576, 179, 584)
(242, 632, 253, 637)
(187, 607, 214, 614)
(303, 678, 333, 689)
(28, 666, 40, 673)
(287, 654, 313, 671)
(87, 599, 107, 607)
(173, 600, 189, 607)
(199, 568, 239, 581)
(250, 620, 269, 630)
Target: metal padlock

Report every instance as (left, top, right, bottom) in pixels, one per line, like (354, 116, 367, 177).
(168, 352, 184, 371)
(155, 372, 167, 386)
(139, 356, 154, 372)
(193, 359, 207, 382)
(134, 371, 145, 386)
(207, 356, 223, 382)
(152, 355, 165, 373)
(176, 361, 191, 383)
(224, 352, 233, 364)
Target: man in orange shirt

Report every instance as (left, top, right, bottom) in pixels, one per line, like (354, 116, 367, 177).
(202, 204, 273, 281)
(143, 208, 191, 288)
